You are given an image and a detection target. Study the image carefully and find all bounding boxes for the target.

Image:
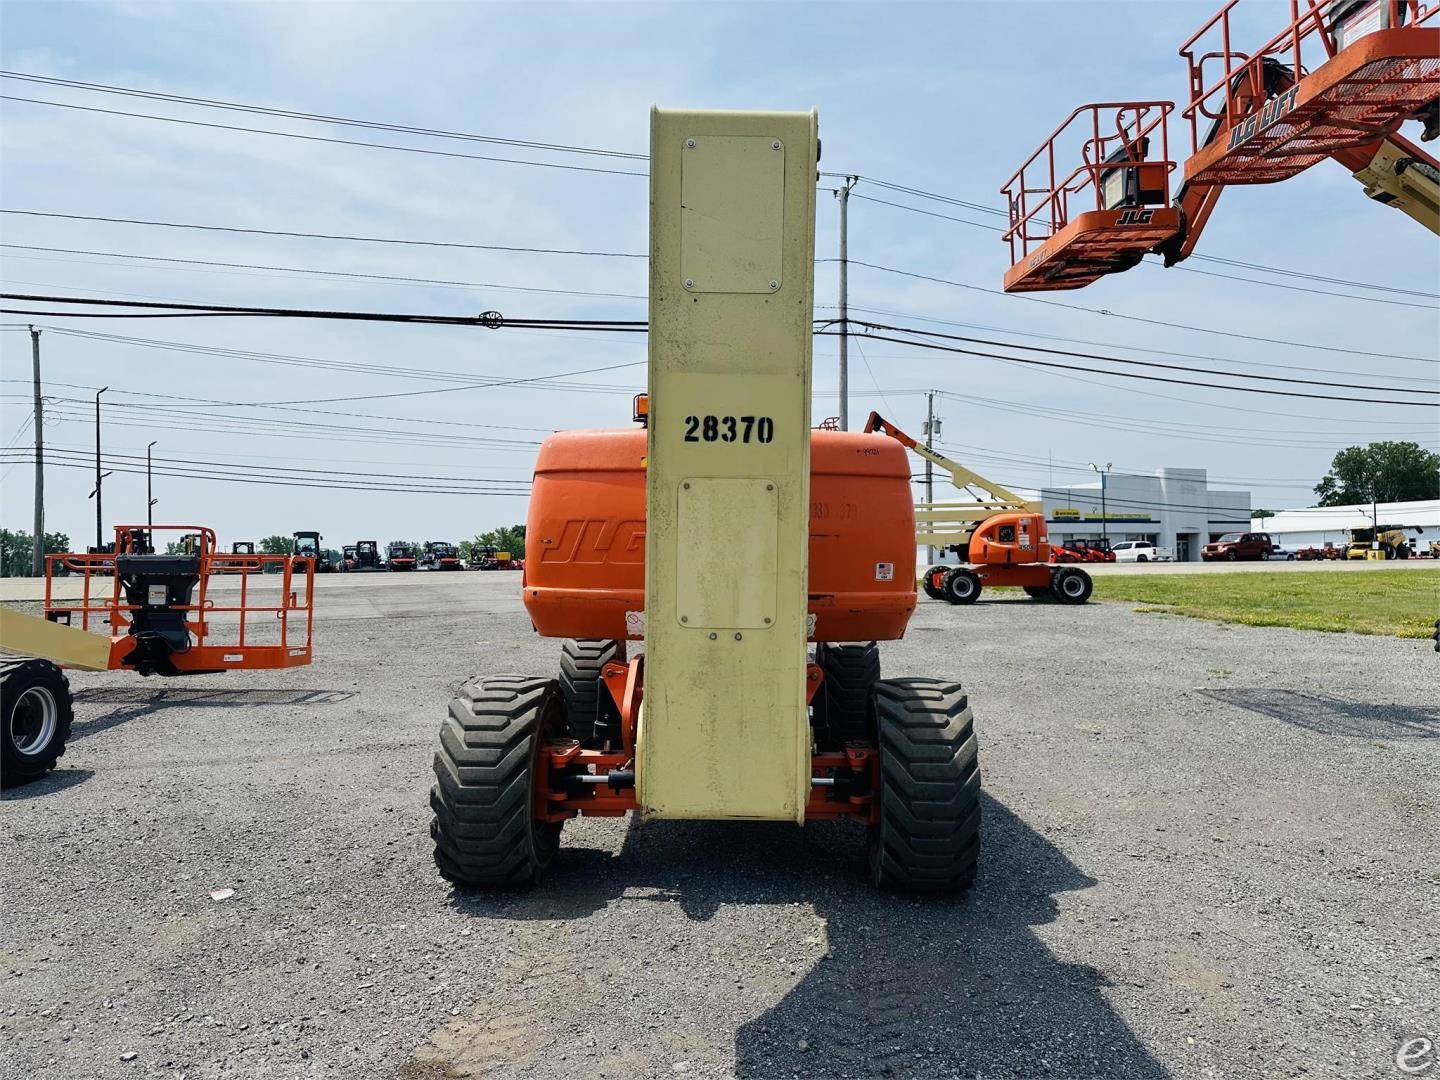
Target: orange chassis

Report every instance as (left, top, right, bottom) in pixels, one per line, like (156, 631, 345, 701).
(537, 658, 879, 825)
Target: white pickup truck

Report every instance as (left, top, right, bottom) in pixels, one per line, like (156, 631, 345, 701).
(1111, 540, 1174, 563)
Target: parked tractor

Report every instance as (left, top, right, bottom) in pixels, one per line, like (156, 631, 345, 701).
(292, 531, 334, 573)
(1345, 525, 1419, 560)
(353, 540, 384, 571)
(421, 541, 462, 571)
(386, 541, 417, 571)
(469, 545, 522, 571)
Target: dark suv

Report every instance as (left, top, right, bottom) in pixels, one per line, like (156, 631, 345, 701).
(1202, 531, 1273, 561)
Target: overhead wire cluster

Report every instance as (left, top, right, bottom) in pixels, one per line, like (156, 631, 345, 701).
(2, 68, 1436, 507)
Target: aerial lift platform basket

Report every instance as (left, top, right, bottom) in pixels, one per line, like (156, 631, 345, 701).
(1, 525, 313, 787)
(1001, 102, 1180, 292)
(1180, 0, 1439, 188)
(1002, 0, 1439, 292)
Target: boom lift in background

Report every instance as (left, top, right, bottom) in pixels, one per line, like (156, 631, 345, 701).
(863, 412, 1094, 605)
(1001, 0, 1439, 293)
(1, 525, 314, 788)
(429, 107, 983, 893)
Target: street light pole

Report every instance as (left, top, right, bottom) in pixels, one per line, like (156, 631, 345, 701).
(94, 386, 109, 550)
(1089, 461, 1113, 548)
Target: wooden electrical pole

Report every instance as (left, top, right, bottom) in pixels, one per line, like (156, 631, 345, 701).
(836, 175, 858, 430)
(30, 326, 44, 576)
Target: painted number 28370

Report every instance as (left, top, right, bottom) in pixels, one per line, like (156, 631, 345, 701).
(683, 414, 775, 444)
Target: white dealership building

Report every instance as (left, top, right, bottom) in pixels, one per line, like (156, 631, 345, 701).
(1039, 468, 1252, 563)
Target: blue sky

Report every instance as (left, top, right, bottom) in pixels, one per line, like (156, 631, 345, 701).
(1, 0, 1436, 549)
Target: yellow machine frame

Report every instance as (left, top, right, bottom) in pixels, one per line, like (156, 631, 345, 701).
(637, 108, 818, 822)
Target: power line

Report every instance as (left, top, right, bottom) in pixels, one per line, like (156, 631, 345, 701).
(0, 71, 648, 161)
(844, 261, 1439, 363)
(826, 327, 1437, 407)
(851, 320, 1437, 396)
(0, 291, 648, 329)
(829, 303, 1440, 385)
(0, 451, 530, 496)
(0, 243, 647, 300)
(39, 445, 533, 487)
(0, 94, 648, 178)
(0, 209, 646, 259)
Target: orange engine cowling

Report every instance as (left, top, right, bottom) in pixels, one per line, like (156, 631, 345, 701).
(523, 427, 917, 642)
(967, 512, 1051, 566)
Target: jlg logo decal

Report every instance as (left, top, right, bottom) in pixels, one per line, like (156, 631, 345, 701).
(1116, 209, 1154, 226)
(539, 519, 645, 564)
(1226, 86, 1300, 151)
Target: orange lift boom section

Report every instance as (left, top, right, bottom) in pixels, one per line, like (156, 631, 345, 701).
(1002, 0, 1439, 293)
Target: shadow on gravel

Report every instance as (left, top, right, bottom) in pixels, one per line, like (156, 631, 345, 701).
(1197, 688, 1440, 738)
(69, 687, 357, 741)
(447, 796, 1165, 1078)
(0, 767, 93, 799)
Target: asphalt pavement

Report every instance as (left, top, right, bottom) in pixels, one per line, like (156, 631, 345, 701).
(2, 572, 1437, 1079)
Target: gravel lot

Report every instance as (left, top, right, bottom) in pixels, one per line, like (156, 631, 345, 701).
(3, 573, 1437, 1080)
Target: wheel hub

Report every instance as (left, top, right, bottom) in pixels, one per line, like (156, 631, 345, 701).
(10, 686, 57, 756)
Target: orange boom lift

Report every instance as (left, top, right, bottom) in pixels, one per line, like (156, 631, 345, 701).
(2, 525, 314, 788)
(1002, 0, 1438, 293)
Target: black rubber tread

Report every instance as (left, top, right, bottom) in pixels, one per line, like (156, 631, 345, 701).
(1049, 566, 1093, 604)
(815, 642, 880, 748)
(921, 566, 948, 601)
(869, 677, 981, 892)
(943, 568, 981, 605)
(430, 675, 564, 888)
(1, 659, 74, 789)
(559, 639, 624, 746)
(1023, 585, 1050, 599)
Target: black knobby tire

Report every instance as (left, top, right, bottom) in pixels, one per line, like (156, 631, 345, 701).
(1050, 566, 1093, 604)
(1023, 585, 1049, 599)
(921, 566, 948, 601)
(869, 678, 981, 892)
(814, 642, 880, 748)
(430, 675, 565, 887)
(559, 639, 624, 746)
(1, 659, 74, 789)
(943, 568, 981, 605)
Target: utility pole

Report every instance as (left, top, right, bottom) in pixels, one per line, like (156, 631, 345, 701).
(94, 386, 109, 550)
(147, 440, 158, 533)
(835, 175, 858, 430)
(923, 390, 939, 564)
(29, 326, 43, 576)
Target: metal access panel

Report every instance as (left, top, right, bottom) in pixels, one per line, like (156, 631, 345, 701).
(638, 107, 818, 822)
